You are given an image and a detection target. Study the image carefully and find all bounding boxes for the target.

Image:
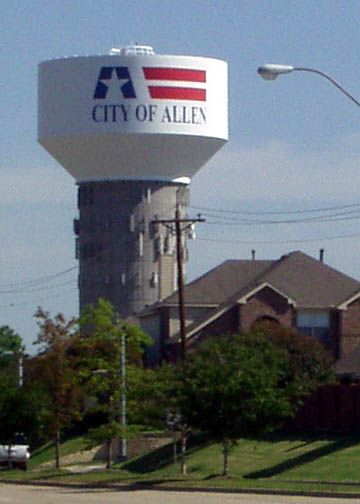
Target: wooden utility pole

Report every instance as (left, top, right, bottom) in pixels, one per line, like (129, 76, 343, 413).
(153, 206, 204, 359)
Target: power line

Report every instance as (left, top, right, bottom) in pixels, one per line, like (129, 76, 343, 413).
(189, 202, 360, 216)
(0, 287, 79, 308)
(196, 231, 360, 245)
(1, 266, 78, 289)
(204, 213, 360, 226)
(0, 278, 78, 295)
(200, 207, 360, 222)
(4, 223, 360, 293)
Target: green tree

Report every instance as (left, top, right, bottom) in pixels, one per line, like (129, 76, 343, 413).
(0, 326, 40, 469)
(78, 298, 151, 468)
(128, 363, 179, 428)
(0, 325, 23, 388)
(32, 307, 82, 469)
(178, 328, 334, 476)
(259, 322, 334, 402)
(178, 333, 295, 476)
(0, 385, 39, 469)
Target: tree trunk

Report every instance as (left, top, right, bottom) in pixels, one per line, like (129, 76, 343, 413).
(173, 435, 177, 464)
(7, 443, 12, 470)
(222, 438, 229, 477)
(55, 427, 61, 469)
(180, 428, 187, 475)
(106, 438, 112, 469)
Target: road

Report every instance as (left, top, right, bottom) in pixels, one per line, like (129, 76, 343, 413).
(1, 485, 360, 504)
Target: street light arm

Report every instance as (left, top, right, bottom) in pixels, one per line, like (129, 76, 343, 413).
(258, 63, 360, 108)
(293, 67, 360, 108)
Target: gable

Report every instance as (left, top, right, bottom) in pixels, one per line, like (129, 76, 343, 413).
(237, 282, 296, 307)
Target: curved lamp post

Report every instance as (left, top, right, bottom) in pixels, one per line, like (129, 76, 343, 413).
(257, 64, 360, 108)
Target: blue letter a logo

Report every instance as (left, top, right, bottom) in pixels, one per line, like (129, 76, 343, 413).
(94, 67, 136, 99)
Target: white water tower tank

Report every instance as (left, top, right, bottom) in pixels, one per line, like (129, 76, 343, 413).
(38, 45, 228, 183)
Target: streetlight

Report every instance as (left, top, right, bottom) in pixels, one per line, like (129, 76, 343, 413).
(257, 64, 360, 108)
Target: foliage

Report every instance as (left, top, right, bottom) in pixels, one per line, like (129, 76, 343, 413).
(178, 333, 295, 475)
(0, 326, 39, 457)
(0, 325, 23, 354)
(0, 385, 40, 446)
(77, 298, 152, 467)
(0, 325, 23, 388)
(256, 322, 335, 402)
(127, 363, 180, 428)
(180, 333, 292, 439)
(31, 307, 82, 468)
(176, 328, 334, 475)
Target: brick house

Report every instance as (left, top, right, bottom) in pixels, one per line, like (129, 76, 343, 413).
(139, 251, 360, 365)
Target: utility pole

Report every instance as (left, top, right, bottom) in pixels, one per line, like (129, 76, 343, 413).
(115, 314, 127, 460)
(153, 206, 205, 359)
(120, 329, 127, 459)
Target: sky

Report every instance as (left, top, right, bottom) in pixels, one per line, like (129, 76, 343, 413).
(2, 0, 360, 351)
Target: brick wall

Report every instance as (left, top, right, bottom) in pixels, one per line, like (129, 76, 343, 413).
(239, 287, 294, 332)
(195, 305, 239, 343)
(339, 299, 360, 358)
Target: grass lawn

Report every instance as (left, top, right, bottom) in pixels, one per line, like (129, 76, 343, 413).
(28, 436, 89, 470)
(2, 432, 360, 495)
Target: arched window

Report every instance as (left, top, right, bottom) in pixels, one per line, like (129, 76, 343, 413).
(252, 315, 280, 330)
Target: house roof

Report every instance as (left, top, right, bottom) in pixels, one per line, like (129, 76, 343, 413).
(161, 251, 360, 309)
(255, 251, 360, 309)
(160, 259, 274, 306)
(163, 251, 360, 344)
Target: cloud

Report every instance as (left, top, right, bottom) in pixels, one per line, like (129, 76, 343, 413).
(191, 135, 360, 209)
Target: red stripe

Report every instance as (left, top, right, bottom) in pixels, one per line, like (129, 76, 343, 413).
(148, 86, 206, 101)
(143, 67, 206, 82)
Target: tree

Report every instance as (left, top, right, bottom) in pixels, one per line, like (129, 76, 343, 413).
(0, 385, 39, 469)
(128, 363, 179, 428)
(178, 328, 334, 476)
(32, 307, 82, 469)
(0, 325, 22, 353)
(128, 363, 184, 466)
(257, 322, 334, 404)
(0, 326, 40, 469)
(178, 333, 295, 476)
(0, 325, 23, 388)
(78, 298, 152, 468)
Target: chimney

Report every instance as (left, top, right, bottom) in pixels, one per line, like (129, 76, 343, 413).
(319, 249, 324, 262)
(251, 249, 256, 260)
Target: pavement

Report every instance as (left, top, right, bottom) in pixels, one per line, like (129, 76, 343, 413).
(1, 485, 360, 504)
(65, 464, 107, 474)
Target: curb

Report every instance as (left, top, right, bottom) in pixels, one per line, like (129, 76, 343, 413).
(1, 479, 360, 499)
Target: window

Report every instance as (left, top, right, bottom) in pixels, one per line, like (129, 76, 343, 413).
(297, 310, 330, 345)
(103, 218, 111, 232)
(164, 234, 175, 254)
(146, 188, 151, 203)
(104, 273, 112, 285)
(154, 236, 163, 258)
(150, 272, 158, 287)
(139, 232, 144, 257)
(88, 218, 96, 233)
(73, 219, 80, 235)
(78, 186, 94, 206)
(129, 214, 135, 232)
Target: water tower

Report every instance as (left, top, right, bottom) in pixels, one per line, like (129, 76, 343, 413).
(38, 45, 228, 316)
